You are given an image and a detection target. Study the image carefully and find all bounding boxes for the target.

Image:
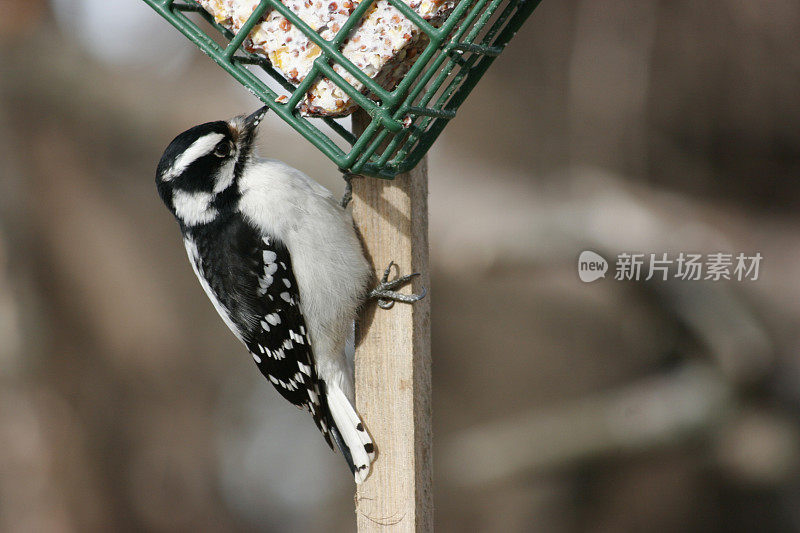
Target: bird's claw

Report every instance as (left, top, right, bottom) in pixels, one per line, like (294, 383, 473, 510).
(369, 261, 427, 309)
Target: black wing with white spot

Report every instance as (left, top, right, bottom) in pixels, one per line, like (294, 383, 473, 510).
(186, 218, 333, 449)
(243, 234, 336, 448)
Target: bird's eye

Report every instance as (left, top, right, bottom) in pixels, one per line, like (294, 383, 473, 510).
(214, 141, 232, 158)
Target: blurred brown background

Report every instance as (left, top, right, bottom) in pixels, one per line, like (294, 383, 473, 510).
(2, 1, 800, 531)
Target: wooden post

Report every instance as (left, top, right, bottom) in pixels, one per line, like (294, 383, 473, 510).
(351, 111, 432, 532)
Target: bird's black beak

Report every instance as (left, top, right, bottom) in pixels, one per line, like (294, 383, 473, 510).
(233, 105, 269, 156)
(244, 104, 269, 132)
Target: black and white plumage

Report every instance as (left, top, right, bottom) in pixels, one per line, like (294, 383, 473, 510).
(155, 107, 375, 482)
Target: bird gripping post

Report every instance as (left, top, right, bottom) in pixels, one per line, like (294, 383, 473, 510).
(142, 0, 543, 528)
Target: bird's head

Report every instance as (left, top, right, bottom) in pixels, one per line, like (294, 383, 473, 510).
(155, 105, 268, 227)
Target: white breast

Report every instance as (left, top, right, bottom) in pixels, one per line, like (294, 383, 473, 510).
(236, 159, 371, 395)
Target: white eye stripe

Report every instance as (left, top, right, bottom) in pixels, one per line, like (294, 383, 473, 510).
(164, 133, 225, 180)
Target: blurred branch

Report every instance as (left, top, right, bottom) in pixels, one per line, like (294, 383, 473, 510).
(653, 281, 774, 385)
(444, 363, 732, 487)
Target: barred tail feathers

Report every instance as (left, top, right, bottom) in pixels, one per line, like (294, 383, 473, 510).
(326, 381, 375, 483)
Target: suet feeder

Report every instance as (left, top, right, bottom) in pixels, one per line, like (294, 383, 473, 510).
(144, 0, 541, 179)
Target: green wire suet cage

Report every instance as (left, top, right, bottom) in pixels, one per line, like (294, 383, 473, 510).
(144, 0, 541, 178)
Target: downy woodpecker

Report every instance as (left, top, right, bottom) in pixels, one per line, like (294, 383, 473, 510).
(155, 106, 424, 482)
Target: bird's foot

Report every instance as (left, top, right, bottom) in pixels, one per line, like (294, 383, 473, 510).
(369, 261, 427, 309)
(340, 172, 356, 208)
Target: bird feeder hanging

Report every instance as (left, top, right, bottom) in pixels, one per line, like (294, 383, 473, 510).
(143, 0, 542, 179)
